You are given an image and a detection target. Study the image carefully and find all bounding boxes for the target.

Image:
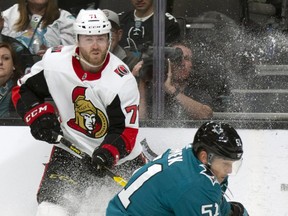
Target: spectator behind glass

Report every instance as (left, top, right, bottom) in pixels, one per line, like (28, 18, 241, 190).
(58, 0, 100, 17)
(102, 9, 143, 76)
(0, 42, 21, 118)
(139, 42, 213, 120)
(119, 0, 181, 51)
(1, 0, 75, 59)
(0, 11, 34, 75)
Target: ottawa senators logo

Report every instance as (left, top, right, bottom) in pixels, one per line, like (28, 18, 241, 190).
(67, 86, 108, 138)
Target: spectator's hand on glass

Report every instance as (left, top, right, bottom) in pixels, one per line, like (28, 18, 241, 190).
(132, 60, 144, 77)
(164, 59, 176, 95)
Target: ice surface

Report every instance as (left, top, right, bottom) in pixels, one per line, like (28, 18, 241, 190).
(1, 126, 288, 215)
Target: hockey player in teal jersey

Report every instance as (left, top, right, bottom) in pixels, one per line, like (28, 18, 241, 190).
(106, 121, 249, 216)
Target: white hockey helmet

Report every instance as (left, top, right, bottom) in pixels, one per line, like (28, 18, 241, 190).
(73, 9, 111, 38)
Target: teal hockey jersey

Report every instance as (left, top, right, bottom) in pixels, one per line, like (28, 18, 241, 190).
(106, 144, 232, 216)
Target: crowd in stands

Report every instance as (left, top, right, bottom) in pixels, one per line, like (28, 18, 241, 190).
(1, 0, 286, 120)
(1, 0, 75, 118)
(2, 0, 75, 58)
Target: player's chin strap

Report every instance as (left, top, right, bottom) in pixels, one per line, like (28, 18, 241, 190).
(73, 52, 108, 68)
(52, 132, 127, 187)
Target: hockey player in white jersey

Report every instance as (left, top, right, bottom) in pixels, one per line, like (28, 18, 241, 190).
(12, 9, 143, 216)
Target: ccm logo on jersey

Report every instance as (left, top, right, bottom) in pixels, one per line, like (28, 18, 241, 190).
(114, 65, 129, 77)
(24, 103, 55, 125)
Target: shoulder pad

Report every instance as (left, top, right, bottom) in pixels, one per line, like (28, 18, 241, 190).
(51, 45, 64, 53)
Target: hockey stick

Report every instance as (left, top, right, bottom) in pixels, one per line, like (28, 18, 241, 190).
(53, 133, 127, 187)
(140, 138, 158, 161)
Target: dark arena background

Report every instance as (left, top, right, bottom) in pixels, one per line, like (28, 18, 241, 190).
(1, 1, 288, 215)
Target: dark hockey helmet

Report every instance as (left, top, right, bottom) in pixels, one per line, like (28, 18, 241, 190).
(193, 121, 243, 160)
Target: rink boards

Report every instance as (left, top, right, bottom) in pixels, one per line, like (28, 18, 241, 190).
(0, 126, 287, 215)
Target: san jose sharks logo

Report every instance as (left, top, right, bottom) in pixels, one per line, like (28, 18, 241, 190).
(199, 164, 219, 186)
(212, 124, 224, 135)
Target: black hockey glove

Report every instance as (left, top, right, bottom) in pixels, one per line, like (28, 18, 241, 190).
(24, 103, 62, 144)
(79, 154, 106, 177)
(92, 147, 114, 170)
(230, 202, 249, 216)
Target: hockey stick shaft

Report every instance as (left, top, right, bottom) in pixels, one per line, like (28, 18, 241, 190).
(53, 133, 127, 187)
(140, 138, 158, 161)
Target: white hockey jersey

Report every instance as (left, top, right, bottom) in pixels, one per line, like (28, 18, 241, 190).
(14, 45, 141, 164)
